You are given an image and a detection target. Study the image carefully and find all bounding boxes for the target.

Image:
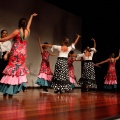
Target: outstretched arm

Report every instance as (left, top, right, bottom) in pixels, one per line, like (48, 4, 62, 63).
(91, 38, 96, 49)
(95, 58, 109, 66)
(27, 13, 38, 32)
(115, 49, 120, 61)
(49, 51, 59, 56)
(73, 33, 81, 46)
(0, 29, 18, 42)
(43, 44, 53, 48)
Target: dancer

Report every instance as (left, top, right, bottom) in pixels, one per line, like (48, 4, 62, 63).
(35, 37, 58, 92)
(44, 34, 81, 93)
(77, 38, 97, 92)
(0, 13, 38, 99)
(95, 50, 120, 91)
(0, 30, 12, 79)
(68, 50, 82, 89)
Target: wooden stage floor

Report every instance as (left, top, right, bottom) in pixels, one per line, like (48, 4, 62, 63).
(0, 88, 120, 120)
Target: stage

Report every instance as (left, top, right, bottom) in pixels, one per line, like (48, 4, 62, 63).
(0, 88, 120, 120)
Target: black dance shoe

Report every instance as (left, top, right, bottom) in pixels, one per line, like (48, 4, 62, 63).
(54, 90, 63, 94)
(43, 86, 48, 92)
(43, 89, 48, 92)
(23, 87, 27, 92)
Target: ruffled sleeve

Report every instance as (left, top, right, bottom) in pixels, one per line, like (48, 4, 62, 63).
(68, 43, 75, 51)
(76, 53, 84, 60)
(90, 48, 97, 53)
(51, 45, 61, 52)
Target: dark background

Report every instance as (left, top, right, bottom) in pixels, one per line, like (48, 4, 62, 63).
(44, 0, 120, 91)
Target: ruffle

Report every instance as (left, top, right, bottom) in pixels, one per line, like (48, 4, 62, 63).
(51, 79, 72, 91)
(38, 73, 52, 81)
(35, 78, 51, 86)
(70, 77, 76, 83)
(104, 80, 117, 85)
(0, 82, 26, 95)
(3, 66, 29, 76)
(0, 75, 27, 85)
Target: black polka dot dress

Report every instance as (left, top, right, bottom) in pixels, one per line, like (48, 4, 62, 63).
(51, 57, 72, 91)
(77, 48, 97, 89)
(50, 44, 75, 92)
(78, 60, 97, 89)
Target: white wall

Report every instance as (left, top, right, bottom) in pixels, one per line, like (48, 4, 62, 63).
(0, 0, 82, 87)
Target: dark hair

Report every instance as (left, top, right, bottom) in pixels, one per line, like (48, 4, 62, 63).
(63, 37, 69, 46)
(69, 50, 74, 55)
(18, 18, 27, 39)
(68, 50, 75, 57)
(1, 29, 7, 38)
(1, 29, 7, 34)
(43, 42, 48, 44)
(42, 42, 48, 49)
(110, 53, 115, 58)
(18, 18, 27, 29)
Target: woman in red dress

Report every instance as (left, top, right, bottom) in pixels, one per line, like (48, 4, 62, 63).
(35, 37, 58, 92)
(0, 13, 38, 99)
(96, 50, 120, 91)
(68, 50, 81, 89)
(68, 51, 76, 88)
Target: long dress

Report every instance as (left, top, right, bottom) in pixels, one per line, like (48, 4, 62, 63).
(35, 51, 53, 87)
(0, 30, 29, 95)
(68, 57, 76, 88)
(104, 59, 117, 89)
(77, 48, 97, 89)
(51, 44, 75, 92)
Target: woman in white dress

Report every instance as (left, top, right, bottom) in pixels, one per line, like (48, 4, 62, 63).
(44, 34, 81, 93)
(0, 30, 12, 79)
(77, 38, 97, 92)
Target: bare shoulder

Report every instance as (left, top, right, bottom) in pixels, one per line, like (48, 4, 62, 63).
(12, 29, 19, 34)
(26, 28, 30, 33)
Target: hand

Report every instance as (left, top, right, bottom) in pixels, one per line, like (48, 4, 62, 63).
(91, 37, 95, 41)
(32, 13, 38, 17)
(76, 33, 81, 38)
(94, 63, 99, 67)
(4, 54, 8, 61)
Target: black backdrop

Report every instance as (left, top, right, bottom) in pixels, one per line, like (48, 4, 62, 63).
(44, 0, 120, 91)
(82, 17, 120, 91)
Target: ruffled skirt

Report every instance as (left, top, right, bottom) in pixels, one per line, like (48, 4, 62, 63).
(0, 75, 27, 95)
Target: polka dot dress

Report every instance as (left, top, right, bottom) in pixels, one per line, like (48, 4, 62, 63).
(51, 57, 72, 91)
(78, 60, 97, 89)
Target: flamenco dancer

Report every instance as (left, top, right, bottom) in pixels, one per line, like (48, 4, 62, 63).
(0, 13, 38, 99)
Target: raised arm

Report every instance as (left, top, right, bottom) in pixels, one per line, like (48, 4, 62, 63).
(73, 33, 81, 46)
(91, 38, 96, 49)
(115, 49, 120, 61)
(26, 13, 38, 32)
(0, 29, 18, 42)
(38, 36, 43, 53)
